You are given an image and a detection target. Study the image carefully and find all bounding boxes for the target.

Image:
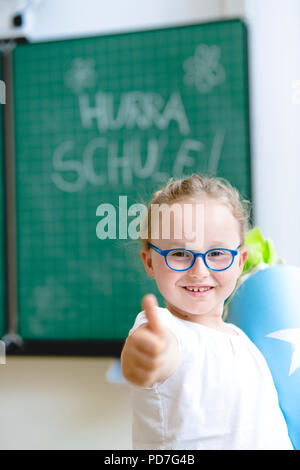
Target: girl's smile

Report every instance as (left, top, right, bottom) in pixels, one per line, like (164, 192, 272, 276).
(182, 285, 215, 297)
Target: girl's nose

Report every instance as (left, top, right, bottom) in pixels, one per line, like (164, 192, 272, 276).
(189, 255, 210, 276)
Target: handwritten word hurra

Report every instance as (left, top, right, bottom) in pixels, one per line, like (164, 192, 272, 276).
(79, 91, 190, 134)
(51, 91, 204, 191)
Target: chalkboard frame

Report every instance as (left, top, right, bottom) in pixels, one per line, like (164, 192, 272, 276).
(3, 18, 252, 357)
(0, 49, 6, 341)
(5, 338, 124, 356)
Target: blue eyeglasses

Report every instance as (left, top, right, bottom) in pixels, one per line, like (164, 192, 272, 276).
(148, 243, 241, 272)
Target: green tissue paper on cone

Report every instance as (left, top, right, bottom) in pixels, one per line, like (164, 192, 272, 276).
(243, 227, 279, 273)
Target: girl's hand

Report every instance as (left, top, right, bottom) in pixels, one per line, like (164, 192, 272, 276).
(121, 294, 180, 387)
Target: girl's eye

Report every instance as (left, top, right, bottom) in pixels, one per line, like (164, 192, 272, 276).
(170, 251, 188, 257)
(208, 250, 226, 257)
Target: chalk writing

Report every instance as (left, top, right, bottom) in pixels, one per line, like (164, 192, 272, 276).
(53, 68, 226, 190)
(207, 128, 225, 175)
(51, 136, 204, 191)
(79, 91, 190, 135)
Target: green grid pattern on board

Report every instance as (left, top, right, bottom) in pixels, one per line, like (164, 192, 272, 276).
(13, 19, 251, 341)
(0, 51, 5, 338)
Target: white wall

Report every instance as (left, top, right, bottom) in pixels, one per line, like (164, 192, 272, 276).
(0, 0, 225, 40)
(245, 0, 300, 266)
(27, 0, 222, 40)
(0, 357, 131, 450)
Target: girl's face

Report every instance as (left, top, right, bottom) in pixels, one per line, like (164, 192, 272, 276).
(141, 198, 248, 323)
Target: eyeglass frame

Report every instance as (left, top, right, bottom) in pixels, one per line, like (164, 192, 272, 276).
(147, 242, 241, 272)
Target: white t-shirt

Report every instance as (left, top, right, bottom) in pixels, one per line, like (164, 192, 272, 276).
(128, 307, 293, 450)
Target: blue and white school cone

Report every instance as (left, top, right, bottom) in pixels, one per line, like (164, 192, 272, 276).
(226, 264, 300, 450)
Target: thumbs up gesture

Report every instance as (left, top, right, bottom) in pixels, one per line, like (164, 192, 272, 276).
(142, 293, 164, 337)
(121, 294, 179, 387)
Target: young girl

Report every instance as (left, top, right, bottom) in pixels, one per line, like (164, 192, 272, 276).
(121, 174, 293, 450)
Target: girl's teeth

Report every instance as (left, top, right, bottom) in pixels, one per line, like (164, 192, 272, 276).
(186, 287, 211, 292)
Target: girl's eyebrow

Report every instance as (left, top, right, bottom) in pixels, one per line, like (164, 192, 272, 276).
(208, 241, 227, 246)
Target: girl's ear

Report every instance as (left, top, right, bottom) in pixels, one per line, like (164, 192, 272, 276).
(238, 246, 248, 275)
(140, 248, 155, 278)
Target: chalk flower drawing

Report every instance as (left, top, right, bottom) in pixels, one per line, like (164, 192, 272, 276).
(65, 58, 97, 94)
(183, 44, 226, 93)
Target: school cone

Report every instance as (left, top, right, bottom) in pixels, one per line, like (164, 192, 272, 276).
(226, 265, 300, 450)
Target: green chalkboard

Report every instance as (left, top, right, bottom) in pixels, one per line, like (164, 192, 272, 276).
(0, 51, 5, 339)
(13, 19, 251, 350)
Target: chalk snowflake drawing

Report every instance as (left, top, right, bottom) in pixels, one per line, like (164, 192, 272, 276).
(183, 44, 226, 93)
(64, 58, 97, 94)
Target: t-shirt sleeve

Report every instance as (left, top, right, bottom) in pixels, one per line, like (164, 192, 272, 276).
(128, 311, 149, 336)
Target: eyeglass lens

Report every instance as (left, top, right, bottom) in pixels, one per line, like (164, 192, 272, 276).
(166, 249, 233, 270)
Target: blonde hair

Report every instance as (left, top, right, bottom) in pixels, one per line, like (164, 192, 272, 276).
(140, 173, 252, 250)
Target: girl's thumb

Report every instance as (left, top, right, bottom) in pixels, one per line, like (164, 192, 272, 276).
(142, 294, 161, 335)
